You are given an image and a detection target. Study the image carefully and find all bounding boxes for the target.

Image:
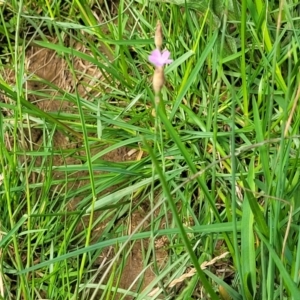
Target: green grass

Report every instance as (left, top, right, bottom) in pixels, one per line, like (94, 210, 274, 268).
(1, 0, 300, 299)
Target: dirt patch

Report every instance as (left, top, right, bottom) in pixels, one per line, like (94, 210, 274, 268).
(1, 39, 170, 298)
(88, 205, 170, 300)
(117, 210, 168, 300)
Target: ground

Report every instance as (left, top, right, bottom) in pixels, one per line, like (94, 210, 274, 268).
(2, 41, 169, 298)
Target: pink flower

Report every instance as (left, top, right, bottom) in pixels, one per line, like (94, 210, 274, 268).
(148, 49, 173, 67)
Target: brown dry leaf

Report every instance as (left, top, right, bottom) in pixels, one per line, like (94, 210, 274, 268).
(200, 251, 230, 270)
(147, 287, 160, 297)
(147, 251, 230, 295)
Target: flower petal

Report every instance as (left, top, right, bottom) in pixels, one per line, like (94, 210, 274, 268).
(148, 49, 162, 66)
(161, 50, 173, 64)
(161, 50, 170, 59)
(148, 49, 173, 67)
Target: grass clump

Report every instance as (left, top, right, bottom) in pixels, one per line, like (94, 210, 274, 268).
(1, 0, 300, 299)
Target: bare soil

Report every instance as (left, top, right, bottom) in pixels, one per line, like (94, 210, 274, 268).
(1, 40, 169, 298)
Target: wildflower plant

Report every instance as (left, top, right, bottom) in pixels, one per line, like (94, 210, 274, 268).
(148, 20, 172, 113)
(146, 20, 221, 299)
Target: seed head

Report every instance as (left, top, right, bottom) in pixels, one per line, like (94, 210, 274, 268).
(155, 20, 163, 50)
(152, 66, 165, 94)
